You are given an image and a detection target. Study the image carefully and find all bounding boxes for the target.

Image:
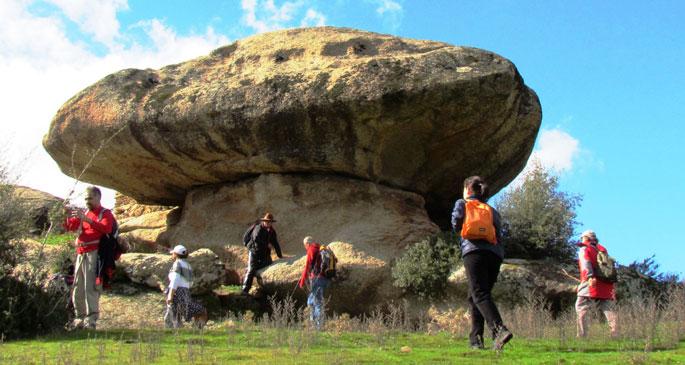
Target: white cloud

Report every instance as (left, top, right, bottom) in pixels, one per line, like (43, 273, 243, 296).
(531, 128, 580, 173)
(240, 0, 326, 33)
(300, 8, 326, 27)
(0, 0, 229, 208)
(376, 0, 402, 15)
(506, 128, 581, 189)
(370, 0, 403, 30)
(46, 0, 128, 47)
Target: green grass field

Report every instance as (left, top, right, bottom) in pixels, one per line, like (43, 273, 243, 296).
(1, 328, 683, 364)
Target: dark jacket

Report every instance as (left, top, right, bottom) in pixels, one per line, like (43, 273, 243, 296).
(244, 223, 283, 263)
(451, 197, 504, 260)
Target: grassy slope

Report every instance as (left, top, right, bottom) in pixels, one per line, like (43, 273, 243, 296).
(1, 329, 683, 364)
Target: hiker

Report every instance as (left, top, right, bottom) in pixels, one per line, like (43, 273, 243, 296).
(241, 212, 284, 295)
(64, 186, 114, 330)
(298, 236, 331, 330)
(164, 245, 207, 329)
(451, 176, 513, 350)
(575, 230, 618, 337)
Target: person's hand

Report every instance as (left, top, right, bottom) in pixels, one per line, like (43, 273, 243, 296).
(589, 277, 597, 287)
(166, 297, 172, 305)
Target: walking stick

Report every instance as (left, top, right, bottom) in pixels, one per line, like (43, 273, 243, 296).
(560, 268, 581, 282)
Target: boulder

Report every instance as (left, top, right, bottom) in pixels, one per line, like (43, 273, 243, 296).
(166, 174, 440, 261)
(258, 241, 395, 314)
(43, 26, 541, 222)
(12, 186, 63, 234)
(116, 248, 225, 294)
(113, 192, 174, 224)
(118, 208, 180, 252)
(448, 258, 579, 311)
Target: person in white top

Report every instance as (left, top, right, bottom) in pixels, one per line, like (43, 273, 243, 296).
(164, 245, 207, 328)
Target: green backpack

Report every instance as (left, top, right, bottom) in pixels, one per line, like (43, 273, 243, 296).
(595, 250, 618, 283)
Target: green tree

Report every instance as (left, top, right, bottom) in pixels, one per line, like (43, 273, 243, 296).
(494, 161, 581, 262)
(392, 234, 459, 300)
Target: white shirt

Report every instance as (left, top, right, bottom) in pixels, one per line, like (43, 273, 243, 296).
(168, 259, 192, 290)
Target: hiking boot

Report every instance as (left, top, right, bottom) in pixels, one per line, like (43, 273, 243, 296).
(65, 319, 83, 331)
(470, 341, 485, 350)
(493, 327, 513, 351)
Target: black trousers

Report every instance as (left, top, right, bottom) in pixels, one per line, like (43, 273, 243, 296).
(463, 250, 505, 344)
(242, 251, 270, 292)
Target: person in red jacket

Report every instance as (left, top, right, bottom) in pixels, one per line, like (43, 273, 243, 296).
(576, 230, 618, 337)
(298, 236, 329, 330)
(64, 186, 114, 330)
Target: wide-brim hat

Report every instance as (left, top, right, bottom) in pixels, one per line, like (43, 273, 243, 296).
(260, 212, 276, 222)
(170, 245, 188, 255)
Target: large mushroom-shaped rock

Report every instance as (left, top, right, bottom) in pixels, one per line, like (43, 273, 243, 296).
(117, 248, 224, 294)
(43, 26, 541, 222)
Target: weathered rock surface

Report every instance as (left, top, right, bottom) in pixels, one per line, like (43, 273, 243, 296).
(118, 208, 180, 252)
(116, 248, 225, 294)
(113, 192, 174, 224)
(448, 259, 579, 309)
(166, 174, 440, 261)
(259, 241, 395, 314)
(12, 186, 63, 234)
(43, 27, 541, 221)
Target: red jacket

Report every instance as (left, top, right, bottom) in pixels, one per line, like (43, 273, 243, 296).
(298, 243, 321, 288)
(65, 206, 114, 254)
(577, 240, 615, 300)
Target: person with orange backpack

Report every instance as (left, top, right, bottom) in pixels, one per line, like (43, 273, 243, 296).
(575, 230, 618, 338)
(451, 176, 512, 351)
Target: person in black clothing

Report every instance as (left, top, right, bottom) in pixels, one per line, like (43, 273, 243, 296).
(451, 176, 513, 351)
(241, 212, 284, 295)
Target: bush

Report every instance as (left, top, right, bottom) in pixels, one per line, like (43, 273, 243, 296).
(494, 161, 581, 262)
(0, 155, 70, 339)
(392, 234, 459, 300)
(616, 255, 680, 304)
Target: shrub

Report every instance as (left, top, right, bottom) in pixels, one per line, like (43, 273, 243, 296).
(494, 161, 581, 262)
(0, 155, 69, 339)
(392, 234, 459, 299)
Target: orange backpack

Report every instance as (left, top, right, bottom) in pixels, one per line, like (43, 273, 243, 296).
(461, 199, 497, 244)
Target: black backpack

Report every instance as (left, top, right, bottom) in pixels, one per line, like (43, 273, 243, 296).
(243, 223, 259, 253)
(96, 209, 123, 289)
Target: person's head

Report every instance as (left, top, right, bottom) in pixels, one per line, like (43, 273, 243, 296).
(303, 236, 314, 249)
(260, 212, 276, 228)
(580, 230, 598, 244)
(462, 176, 489, 202)
(171, 244, 189, 259)
(84, 186, 102, 210)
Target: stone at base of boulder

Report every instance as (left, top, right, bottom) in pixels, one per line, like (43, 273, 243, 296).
(447, 258, 578, 311)
(116, 248, 225, 295)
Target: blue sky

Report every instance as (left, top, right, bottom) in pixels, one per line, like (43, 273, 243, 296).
(1, 1, 683, 276)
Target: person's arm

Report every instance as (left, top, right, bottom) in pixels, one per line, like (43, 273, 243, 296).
(579, 247, 594, 280)
(271, 230, 283, 258)
(167, 262, 180, 304)
(493, 208, 503, 244)
(64, 208, 81, 232)
(451, 199, 465, 233)
(298, 247, 314, 288)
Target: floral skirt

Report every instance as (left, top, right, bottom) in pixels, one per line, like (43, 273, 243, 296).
(164, 287, 205, 328)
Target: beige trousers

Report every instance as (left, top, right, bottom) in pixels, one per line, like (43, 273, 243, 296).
(575, 296, 618, 337)
(72, 250, 100, 327)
